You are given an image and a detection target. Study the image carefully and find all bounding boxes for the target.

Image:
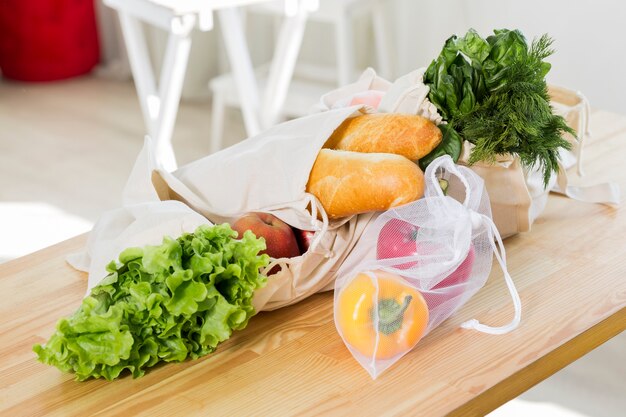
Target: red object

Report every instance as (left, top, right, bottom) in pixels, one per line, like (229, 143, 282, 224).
(293, 228, 316, 254)
(376, 218, 476, 310)
(377, 218, 475, 287)
(0, 0, 100, 81)
(376, 218, 421, 270)
(425, 246, 475, 311)
(232, 212, 301, 275)
(431, 245, 475, 290)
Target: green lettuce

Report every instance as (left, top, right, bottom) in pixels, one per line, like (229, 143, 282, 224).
(33, 224, 269, 381)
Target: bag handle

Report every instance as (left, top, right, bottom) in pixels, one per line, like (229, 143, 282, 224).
(260, 193, 332, 275)
(460, 213, 522, 334)
(304, 193, 330, 253)
(552, 91, 619, 206)
(426, 156, 472, 208)
(554, 162, 620, 206)
(377, 68, 443, 124)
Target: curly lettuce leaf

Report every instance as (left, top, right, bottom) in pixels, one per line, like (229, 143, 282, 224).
(34, 224, 269, 381)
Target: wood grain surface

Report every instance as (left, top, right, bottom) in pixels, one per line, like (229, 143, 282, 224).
(1, 110, 625, 417)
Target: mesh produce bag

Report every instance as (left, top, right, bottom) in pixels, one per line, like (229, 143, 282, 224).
(334, 156, 522, 378)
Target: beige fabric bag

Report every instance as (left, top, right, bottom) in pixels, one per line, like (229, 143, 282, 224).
(316, 69, 620, 238)
(70, 106, 377, 312)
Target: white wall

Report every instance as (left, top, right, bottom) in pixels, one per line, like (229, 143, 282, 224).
(237, 0, 626, 113)
(96, 0, 625, 113)
(393, 0, 625, 114)
(258, 0, 624, 113)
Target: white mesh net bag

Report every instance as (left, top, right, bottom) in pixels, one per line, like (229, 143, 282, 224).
(333, 155, 522, 378)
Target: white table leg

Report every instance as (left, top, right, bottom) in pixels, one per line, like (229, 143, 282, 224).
(118, 12, 158, 138)
(117, 11, 195, 171)
(154, 17, 194, 171)
(217, 8, 262, 138)
(210, 89, 225, 153)
(259, 0, 310, 129)
(335, 8, 354, 87)
(371, 0, 392, 79)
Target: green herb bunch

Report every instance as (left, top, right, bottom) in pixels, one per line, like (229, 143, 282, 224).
(423, 29, 575, 186)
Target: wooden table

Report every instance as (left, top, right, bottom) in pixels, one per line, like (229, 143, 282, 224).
(1, 110, 625, 416)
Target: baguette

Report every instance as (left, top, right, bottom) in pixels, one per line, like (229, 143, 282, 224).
(306, 149, 424, 219)
(325, 113, 442, 160)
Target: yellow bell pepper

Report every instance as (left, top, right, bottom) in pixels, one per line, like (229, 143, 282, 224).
(337, 270, 429, 359)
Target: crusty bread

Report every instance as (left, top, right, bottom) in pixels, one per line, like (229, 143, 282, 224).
(325, 113, 442, 161)
(306, 149, 425, 219)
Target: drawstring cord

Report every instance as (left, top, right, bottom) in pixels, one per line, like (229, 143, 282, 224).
(460, 213, 522, 334)
(260, 194, 331, 276)
(261, 258, 289, 276)
(364, 271, 382, 374)
(427, 156, 522, 334)
(305, 194, 330, 255)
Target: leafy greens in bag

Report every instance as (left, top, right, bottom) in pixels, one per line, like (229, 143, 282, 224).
(34, 224, 269, 381)
(423, 28, 575, 186)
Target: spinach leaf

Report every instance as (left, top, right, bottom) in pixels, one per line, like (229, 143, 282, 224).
(419, 124, 463, 171)
(487, 29, 528, 67)
(456, 28, 491, 68)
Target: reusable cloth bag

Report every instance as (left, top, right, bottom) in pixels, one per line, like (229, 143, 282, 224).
(317, 69, 620, 238)
(316, 67, 441, 123)
(334, 156, 521, 379)
(70, 106, 377, 312)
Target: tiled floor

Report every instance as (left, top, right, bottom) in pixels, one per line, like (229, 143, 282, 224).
(0, 76, 623, 416)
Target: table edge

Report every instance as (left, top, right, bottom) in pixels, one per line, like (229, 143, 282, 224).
(446, 306, 626, 417)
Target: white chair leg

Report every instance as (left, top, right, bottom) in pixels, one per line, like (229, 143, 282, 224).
(217, 8, 262, 138)
(210, 90, 225, 154)
(371, 0, 392, 79)
(335, 10, 354, 87)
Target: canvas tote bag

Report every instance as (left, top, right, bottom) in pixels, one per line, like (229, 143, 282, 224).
(316, 69, 620, 238)
(69, 106, 378, 312)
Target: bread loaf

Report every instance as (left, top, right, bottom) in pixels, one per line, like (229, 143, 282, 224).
(325, 113, 442, 160)
(306, 149, 425, 219)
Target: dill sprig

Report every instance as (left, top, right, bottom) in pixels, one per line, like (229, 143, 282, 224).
(458, 35, 575, 184)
